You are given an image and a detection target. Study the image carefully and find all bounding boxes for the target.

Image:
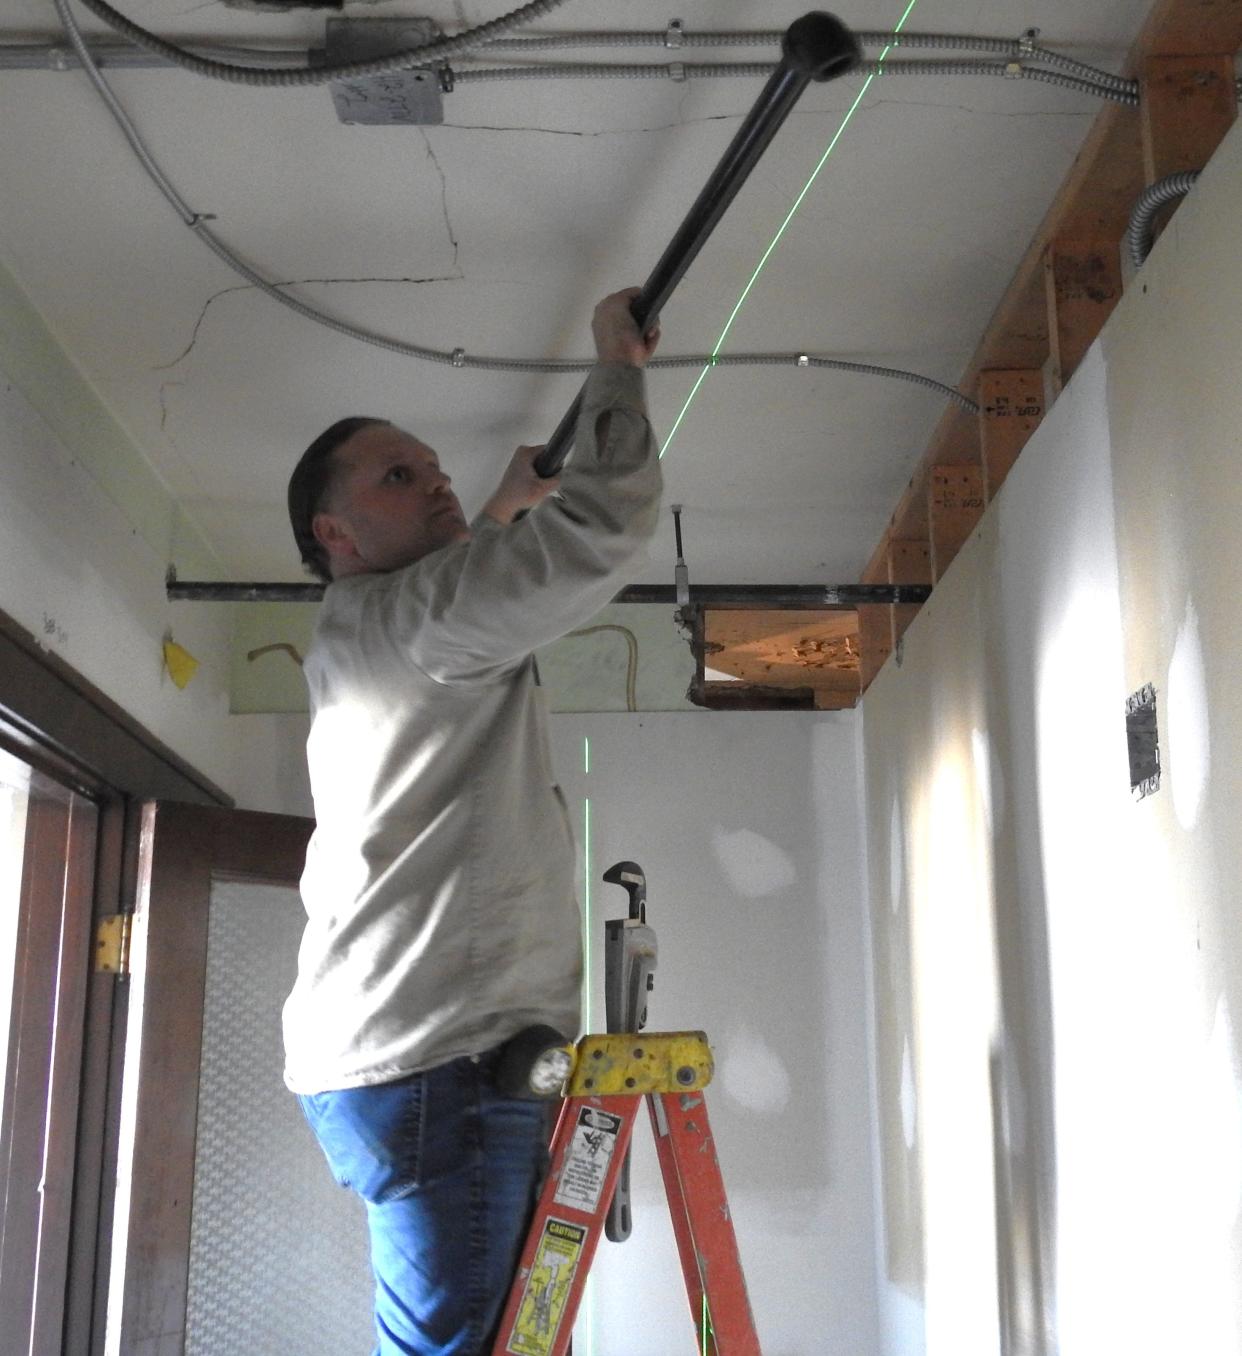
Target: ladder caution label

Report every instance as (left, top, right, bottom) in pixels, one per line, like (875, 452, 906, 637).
(552, 1107, 621, 1214)
(504, 1218, 586, 1356)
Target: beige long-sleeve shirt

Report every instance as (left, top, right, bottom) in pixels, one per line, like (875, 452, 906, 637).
(283, 363, 661, 1093)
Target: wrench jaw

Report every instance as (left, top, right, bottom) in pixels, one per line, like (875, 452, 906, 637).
(603, 860, 657, 1036)
(602, 861, 659, 1243)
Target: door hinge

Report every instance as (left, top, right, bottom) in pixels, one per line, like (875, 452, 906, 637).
(95, 913, 132, 976)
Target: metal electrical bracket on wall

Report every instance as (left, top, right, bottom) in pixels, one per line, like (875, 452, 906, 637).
(324, 18, 445, 126)
(1126, 683, 1160, 800)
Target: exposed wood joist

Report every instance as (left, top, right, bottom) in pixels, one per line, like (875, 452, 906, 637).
(858, 0, 1242, 692)
(687, 608, 861, 710)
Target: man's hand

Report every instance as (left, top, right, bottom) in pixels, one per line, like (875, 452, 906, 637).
(482, 444, 561, 525)
(592, 287, 661, 368)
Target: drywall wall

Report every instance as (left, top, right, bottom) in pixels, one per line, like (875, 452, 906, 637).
(217, 709, 880, 1355)
(228, 599, 698, 715)
(861, 121, 1242, 1355)
(550, 712, 879, 1356)
(0, 258, 238, 794)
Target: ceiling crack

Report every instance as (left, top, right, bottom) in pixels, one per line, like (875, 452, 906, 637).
(158, 379, 185, 431)
(154, 274, 462, 371)
(419, 130, 463, 274)
(439, 113, 748, 138)
(865, 97, 1091, 119)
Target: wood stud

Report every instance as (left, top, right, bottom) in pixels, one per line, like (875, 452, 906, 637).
(928, 465, 985, 582)
(852, 0, 1242, 697)
(857, 604, 892, 690)
(1140, 54, 1238, 181)
(978, 369, 1045, 500)
(1043, 240, 1123, 396)
(888, 539, 932, 647)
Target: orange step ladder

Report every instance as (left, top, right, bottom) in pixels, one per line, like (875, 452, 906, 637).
(490, 1031, 761, 1356)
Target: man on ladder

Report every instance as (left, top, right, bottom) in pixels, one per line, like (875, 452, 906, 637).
(282, 290, 662, 1356)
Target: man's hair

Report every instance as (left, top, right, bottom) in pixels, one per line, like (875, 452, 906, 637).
(288, 417, 388, 583)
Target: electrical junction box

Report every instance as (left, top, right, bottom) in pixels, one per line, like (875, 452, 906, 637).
(324, 18, 445, 125)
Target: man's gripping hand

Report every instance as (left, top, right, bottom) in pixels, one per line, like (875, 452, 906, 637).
(592, 287, 661, 368)
(482, 444, 561, 525)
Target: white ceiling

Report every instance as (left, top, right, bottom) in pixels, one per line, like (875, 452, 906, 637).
(0, 0, 1155, 589)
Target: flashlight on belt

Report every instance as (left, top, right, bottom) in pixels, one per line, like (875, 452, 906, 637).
(495, 1023, 575, 1099)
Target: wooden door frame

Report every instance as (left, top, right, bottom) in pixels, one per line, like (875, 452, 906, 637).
(0, 605, 234, 1355)
(107, 802, 312, 1356)
(0, 766, 98, 1355)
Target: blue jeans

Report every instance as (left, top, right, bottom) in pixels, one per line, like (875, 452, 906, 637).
(299, 1049, 550, 1356)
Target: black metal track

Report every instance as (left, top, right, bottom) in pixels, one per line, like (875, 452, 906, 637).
(165, 579, 931, 608)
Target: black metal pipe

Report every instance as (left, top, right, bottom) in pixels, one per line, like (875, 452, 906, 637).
(165, 578, 930, 608)
(533, 12, 860, 479)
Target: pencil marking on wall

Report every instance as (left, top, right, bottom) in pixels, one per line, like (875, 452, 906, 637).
(1167, 600, 1210, 831)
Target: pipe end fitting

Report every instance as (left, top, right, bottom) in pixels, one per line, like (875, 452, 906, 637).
(782, 11, 861, 83)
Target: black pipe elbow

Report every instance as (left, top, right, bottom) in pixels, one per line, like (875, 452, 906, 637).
(782, 11, 862, 83)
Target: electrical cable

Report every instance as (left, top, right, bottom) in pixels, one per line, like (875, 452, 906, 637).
(51, 0, 974, 414)
(564, 625, 639, 711)
(67, 0, 573, 86)
(1126, 171, 1200, 267)
(651, 355, 977, 412)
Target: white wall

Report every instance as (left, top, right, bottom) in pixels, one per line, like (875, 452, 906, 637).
(861, 122, 1242, 1355)
(0, 260, 239, 796)
(229, 706, 884, 1355)
(551, 712, 879, 1356)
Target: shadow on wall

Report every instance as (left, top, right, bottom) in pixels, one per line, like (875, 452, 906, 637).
(981, 562, 1058, 1356)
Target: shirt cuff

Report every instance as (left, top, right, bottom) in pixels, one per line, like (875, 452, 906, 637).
(581, 362, 648, 419)
(469, 510, 506, 535)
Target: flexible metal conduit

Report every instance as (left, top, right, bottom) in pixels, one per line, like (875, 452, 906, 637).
(486, 28, 1139, 94)
(68, 0, 574, 85)
(0, 41, 317, 70)
(50, 0, 976, 413)
(453, 60, 1136, 105)
(12, 20, 1137, 98)
(1126, 171, 1200, 268)
(2, 39, 1138, 105)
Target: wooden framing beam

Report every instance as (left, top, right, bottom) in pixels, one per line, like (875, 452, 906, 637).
(858, 605, 891, 689)
(979, 369, 1045, 499)
(857, 0, 1242, 693)
(1043, 237, 1124, 395)
(1141, 52, 1239, 179)
(929, 465, 986, 581)
(702, 609, 862, 705)
(889, 539, 932, 647)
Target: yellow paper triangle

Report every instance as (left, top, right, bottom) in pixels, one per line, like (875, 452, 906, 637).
(163, 640, 200, 690)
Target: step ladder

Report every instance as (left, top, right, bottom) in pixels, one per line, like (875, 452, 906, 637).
(491, 863, 761, 1356)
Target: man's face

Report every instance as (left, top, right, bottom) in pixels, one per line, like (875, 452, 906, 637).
(312, 424, 471, 577)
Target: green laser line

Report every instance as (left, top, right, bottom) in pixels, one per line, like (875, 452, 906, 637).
(660, 0, 922, 460)
(583, 793, 591, 1027)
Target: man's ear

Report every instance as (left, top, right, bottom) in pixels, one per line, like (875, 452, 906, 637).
(312, 510, 356, 563)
